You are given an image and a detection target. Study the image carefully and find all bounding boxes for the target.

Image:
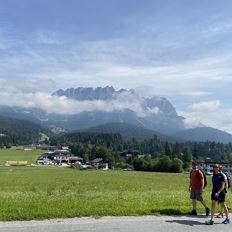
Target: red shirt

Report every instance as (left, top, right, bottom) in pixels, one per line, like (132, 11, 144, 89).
(190, 169, 203, 190)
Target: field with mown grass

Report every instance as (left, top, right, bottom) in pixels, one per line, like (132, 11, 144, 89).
(0, 166, 231, 221)
(0, 147, 44, 165)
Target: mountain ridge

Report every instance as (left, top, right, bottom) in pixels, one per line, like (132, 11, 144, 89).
(78, 122, 179, 141)
(51, 86, 185, 134)
(173, 127, 232, 143)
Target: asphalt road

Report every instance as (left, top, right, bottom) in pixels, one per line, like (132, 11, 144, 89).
(0, 216, 231, 232)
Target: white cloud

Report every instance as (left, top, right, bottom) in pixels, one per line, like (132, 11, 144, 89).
(189, 100, 220, 112)
(179, 100, 232, 134)
(0, 78, 55, 93)
(34, 30, 63, 45)
(205, 21, 232, 34)
(0, 83, 161, 117)
(180, 91, 212, 97)
(179, 100, 221, 129)
(183, 117, 204, 129)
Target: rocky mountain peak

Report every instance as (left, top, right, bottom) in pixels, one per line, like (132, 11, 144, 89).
(52, 86, 178, 117)
(143, 96, 178, 116)
(52, 86, 130, 100)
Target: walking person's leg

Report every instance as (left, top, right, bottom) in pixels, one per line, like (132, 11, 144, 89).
(201, 200, 210, 216)
(206, 200, 216, 225)
(197, 190, 210, 216)
(192, 199, 196, 210)
(221, 202, 229, 219)
(210, 200, 217, 220)
(216, 204, 224, 218)
(220, 192, 230, 224)
(189, 189, 197, 215)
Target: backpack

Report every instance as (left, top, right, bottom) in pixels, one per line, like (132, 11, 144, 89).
(198, 169, 207, 189)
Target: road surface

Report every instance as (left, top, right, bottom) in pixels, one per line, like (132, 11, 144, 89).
(0, 215, 231, 232)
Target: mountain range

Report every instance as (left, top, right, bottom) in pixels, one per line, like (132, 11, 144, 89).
(51, 86, 185, 134)
(0, 86, 232, 143)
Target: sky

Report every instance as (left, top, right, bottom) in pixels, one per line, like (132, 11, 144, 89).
(1, 0, 232, 132)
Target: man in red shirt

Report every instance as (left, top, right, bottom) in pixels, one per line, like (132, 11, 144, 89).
(189, 162, 210, 216)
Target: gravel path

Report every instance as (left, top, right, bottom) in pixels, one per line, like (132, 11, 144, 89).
(0, 215, 231, 232)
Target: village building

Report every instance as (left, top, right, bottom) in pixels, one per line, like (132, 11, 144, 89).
(90, 158, 108, 170)
(37, 148, 83, 166)
(120, 149, 139, 158)
(199, 162, 232, 174)
(35, 145, 58, 151)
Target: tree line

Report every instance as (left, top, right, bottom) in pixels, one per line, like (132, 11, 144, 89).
(50, 132, 232, 172)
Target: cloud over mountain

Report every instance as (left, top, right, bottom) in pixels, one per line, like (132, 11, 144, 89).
(0, 84, 164, 117)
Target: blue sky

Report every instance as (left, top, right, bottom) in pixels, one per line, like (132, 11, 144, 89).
(1, 0, 232, 132)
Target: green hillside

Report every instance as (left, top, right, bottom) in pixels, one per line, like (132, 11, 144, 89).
(0, 115, 47, 145)
(81, 122, 177, 141)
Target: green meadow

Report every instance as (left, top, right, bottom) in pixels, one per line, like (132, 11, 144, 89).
(0, 148, 231, 221)
(0, 147, 44, 165)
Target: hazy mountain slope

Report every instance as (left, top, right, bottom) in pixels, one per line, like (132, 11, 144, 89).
(79, 122, 163, 140)
(173, 127, 232, 143)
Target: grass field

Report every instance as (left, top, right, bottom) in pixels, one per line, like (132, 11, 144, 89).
(0, 148, 231, 221)
(0, 167, 231, 221)
(0, 147, 44, 165)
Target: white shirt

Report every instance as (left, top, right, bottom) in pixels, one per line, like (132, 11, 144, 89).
(221, 172, 228, 189)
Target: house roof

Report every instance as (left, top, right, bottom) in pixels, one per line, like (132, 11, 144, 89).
(90, 158, 104, 163)
(69, 156, 83, 161)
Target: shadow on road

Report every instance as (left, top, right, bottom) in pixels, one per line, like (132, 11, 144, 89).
(150, 208, 210, 226)
(150, 208, 208, 219)
(166, 219, 204, 226)
(150, 208, 182, 215)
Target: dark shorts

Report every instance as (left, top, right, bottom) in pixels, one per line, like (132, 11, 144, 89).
(190, 189, 203, 201)
(211, 191, 226, 203)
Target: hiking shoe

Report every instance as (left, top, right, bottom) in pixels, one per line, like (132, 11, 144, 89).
(222, 218, 230, 224)
(206, 208, 210, 217)
(216, 212, 223, 218)
(205, 220, 214, 225)
(189, 209, 197, 215)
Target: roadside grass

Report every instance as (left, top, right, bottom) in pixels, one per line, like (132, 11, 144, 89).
(0, 167, 230, 221)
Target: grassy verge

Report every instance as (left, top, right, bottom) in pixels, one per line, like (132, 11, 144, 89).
(0, 167, 230, 221)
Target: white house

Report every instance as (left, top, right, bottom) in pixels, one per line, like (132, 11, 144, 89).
(199, 162, 232, 174)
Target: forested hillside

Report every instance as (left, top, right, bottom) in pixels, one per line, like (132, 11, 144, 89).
(0, 115, 46, 146)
